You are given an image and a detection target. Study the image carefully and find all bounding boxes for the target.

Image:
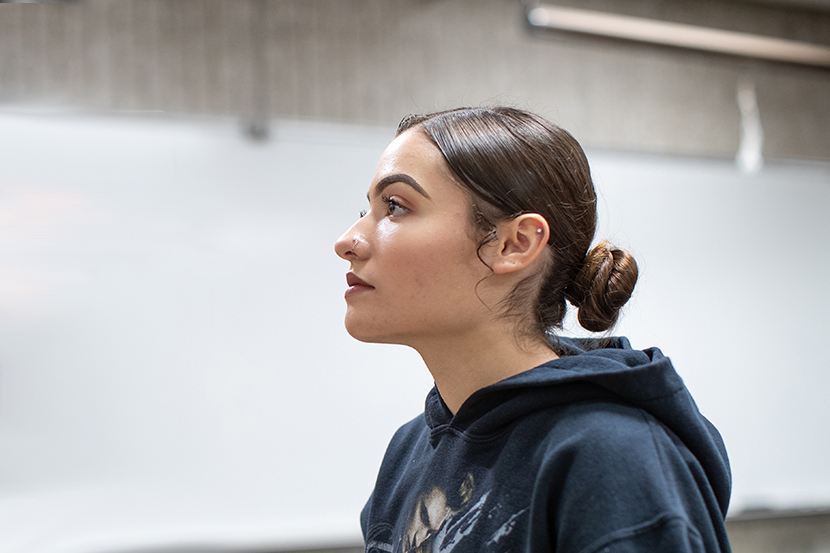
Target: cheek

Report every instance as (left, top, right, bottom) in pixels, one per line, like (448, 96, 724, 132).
(375, 221, 431, 285)
(376, 219, 481, 293)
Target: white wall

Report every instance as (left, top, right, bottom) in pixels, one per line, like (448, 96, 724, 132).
(585, 153, 830, 512)
(0, 111, 828, 552)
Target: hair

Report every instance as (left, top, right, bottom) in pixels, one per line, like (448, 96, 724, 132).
(396, 106, 638, 341)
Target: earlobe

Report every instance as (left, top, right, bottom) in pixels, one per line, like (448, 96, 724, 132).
(489, 214, 549, 275)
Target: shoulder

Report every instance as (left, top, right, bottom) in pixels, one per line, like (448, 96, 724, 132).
(538, 399, 668, 459)
(376, 412, 431, 469)
(388, 412, 429, 446)
(538, 400, 691, 493)
(536, 401, 724, 551)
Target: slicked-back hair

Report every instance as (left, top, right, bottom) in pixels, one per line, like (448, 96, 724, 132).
(397, 107, 638, 341)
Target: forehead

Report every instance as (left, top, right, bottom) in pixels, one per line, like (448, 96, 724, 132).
(370, 129, 460, 196)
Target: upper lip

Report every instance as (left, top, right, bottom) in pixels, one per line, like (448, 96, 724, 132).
(346, 272, 374, 288)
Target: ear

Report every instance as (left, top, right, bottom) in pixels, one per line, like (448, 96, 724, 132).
(486, 214, 550, 275)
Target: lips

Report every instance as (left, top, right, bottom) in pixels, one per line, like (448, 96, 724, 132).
(345, 272, 375, 298)
(346, 272, 372, 288)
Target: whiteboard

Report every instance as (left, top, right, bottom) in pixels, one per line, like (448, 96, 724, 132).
(0, 110, 828, 553)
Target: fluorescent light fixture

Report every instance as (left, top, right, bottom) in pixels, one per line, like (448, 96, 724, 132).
(527, 4, 830, 68)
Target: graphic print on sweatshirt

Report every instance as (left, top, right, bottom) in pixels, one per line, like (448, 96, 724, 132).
(366, 472, 529, 553)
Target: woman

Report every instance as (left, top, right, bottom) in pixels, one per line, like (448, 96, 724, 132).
(335, 107, 731, 553)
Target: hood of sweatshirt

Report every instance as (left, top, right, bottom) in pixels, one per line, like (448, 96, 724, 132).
(422, 336, 732, 517)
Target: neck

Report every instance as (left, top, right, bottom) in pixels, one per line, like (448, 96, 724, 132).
(412, 323, 558, 415)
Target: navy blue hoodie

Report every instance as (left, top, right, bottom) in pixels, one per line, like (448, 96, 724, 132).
(361, 337, 731, 553)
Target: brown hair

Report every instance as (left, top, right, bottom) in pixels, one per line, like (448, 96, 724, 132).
(397, 107, 638, 339)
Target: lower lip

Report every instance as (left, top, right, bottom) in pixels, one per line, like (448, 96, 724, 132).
(345, 284, 374, 299)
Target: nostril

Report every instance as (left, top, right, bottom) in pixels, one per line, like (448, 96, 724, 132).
(336, 229, 368, 260)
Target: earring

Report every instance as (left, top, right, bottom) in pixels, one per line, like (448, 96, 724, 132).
(536, 228, 543, 234)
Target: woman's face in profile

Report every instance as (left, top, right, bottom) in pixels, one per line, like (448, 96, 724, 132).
(334, 129, 494, 347)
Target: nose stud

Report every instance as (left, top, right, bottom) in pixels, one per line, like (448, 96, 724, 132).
(351, 236, 365, 256)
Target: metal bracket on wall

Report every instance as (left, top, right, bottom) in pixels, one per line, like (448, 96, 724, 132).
(526, 4, 830, 68)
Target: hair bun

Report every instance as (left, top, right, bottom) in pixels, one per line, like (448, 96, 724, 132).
(564, 241, 638, 332)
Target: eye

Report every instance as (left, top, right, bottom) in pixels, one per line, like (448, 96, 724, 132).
(381, 195, 408, 217)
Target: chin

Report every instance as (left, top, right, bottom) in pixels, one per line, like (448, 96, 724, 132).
(344, 314, 402, 345)
(345, 325, 395, 344)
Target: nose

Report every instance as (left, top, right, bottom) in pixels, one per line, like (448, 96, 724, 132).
(335, 221, 366, 261)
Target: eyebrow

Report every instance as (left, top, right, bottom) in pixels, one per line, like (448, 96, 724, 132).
(367, 173, 431, 201)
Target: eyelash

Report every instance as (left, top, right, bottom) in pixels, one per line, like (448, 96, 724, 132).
(360, 196, 408, 218)
(382, 195, 408, 216)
